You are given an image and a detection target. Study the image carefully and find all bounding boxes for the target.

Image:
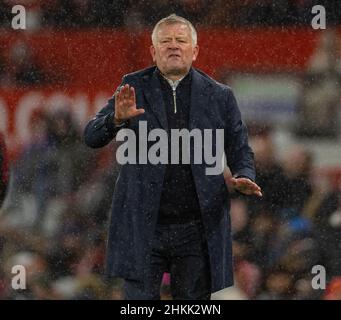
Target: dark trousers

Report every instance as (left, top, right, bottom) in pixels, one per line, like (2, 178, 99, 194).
(124, 220, 211, 300)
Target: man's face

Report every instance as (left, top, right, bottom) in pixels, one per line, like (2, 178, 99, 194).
(150, 22, 199, 78)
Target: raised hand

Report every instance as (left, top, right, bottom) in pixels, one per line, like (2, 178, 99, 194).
(230, 177, 262, 197)
(114, 84, 145, 124)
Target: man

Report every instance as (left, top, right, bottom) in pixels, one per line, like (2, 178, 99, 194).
(84, 14, 262, 300)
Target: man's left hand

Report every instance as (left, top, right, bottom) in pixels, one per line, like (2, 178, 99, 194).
(230, 177, 262, 197)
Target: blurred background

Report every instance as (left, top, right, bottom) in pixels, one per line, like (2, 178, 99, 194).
(0, 0, 341, 300)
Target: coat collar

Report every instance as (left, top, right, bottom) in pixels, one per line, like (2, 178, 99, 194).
(141, 66, 212, 130)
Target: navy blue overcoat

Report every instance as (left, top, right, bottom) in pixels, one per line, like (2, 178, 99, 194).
(84, 66, 255, 292)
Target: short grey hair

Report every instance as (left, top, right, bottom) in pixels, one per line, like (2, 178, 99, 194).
(151, 14, 197, 46)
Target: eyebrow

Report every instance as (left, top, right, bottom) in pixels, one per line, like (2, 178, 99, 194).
(159, 35, 188, 40)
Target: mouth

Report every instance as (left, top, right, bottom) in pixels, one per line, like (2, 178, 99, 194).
(168, 53, 181, 59)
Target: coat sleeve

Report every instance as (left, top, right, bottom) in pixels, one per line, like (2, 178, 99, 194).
(83, 77, 129, 148)
(224, 88, 256, 182)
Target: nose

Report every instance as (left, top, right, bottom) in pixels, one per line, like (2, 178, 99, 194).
(167, 39, 180, 49)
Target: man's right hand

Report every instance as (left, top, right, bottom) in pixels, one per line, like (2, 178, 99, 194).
(114, 84, 145, 125)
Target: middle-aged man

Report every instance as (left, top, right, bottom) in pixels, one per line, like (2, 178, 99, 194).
(84, 14, 262, 300)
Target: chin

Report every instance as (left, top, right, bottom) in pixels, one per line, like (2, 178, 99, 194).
(165, 65, 188, 76)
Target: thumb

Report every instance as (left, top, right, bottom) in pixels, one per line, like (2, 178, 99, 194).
(131, 108, 145, 118)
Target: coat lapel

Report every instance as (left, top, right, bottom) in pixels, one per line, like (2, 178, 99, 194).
(189, 68, 212, 130)
(142, 68, 168, 130)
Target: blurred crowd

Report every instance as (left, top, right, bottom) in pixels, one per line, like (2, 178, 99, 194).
(0, 110, 340, 300)
(226, 125, 341, 300)
(0, 108, 124, 299)
(0, 0, 340, 30)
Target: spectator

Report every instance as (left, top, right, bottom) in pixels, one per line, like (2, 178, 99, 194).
(315, 188, 341, 279)
(0, 132, 9, 208)
(0, 0, 11, 28)
(280, 145, 314, 219)
(1, 40, 46, 87)
(248, 125, 287, 216)
(295, 29, 341, 138)
(258, 268, 295, 300)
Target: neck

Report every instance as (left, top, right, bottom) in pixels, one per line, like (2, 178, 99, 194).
(159, 67, 190, 82)
(164, 74, 184, 81)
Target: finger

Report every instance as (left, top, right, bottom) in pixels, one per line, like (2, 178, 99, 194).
(123, 84, 130, 99)
(130, 108, 145, 118)
(235, 183, 261, 194)
(250, 183, 262, 192)
(119, 85, 127, 101)
(244, 182, 261, 191)
(237, 179, 261, 191)
(230, 177, 238, 186)
(235, 178, 255, 185)
(244, 185, 261, 194)
(121, 86, 132, 108)
(126, 89, 135, 107)
(233, 179, 253, 190)
(117, 85, 126, 99)
(118, 85, 125, 95)
(129, 86, 136, 105)
(254, 190, 263, 197)
(115, 90, 122, 107)
(231, 177, 252, 185)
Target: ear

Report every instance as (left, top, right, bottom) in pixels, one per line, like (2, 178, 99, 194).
(192, 45, 199, 62)
(150, 45, 156, 63)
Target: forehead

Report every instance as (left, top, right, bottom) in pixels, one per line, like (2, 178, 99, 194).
(157, 22, 191, 38)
